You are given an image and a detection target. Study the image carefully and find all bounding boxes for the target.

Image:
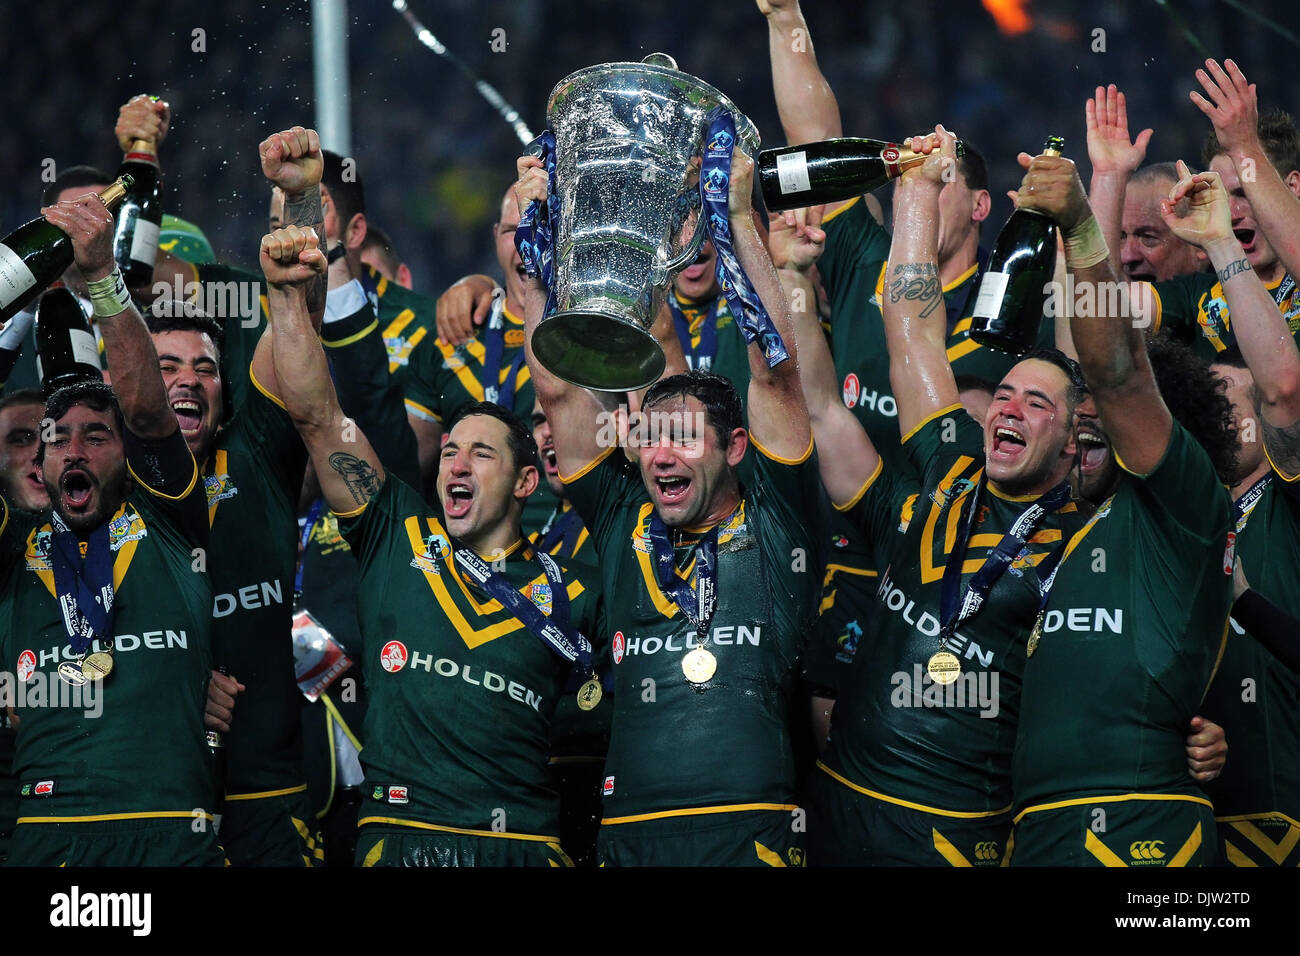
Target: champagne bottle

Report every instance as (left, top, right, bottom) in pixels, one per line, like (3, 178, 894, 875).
(968, 136, 1066, 354)
(757, 137, 965, 212)
(0, 176, 133, 326)
(35, 285, 102, 397)
(114, 119, 163, 286)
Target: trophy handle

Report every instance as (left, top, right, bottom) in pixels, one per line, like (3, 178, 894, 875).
(654, 211, 708, 285)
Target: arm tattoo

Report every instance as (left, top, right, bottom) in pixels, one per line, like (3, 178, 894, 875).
(283, 185, 327, 313)
(328, 451, 382, 506)
(888, 262, 941, 318)
(1262, 417, 1300, 479)
(1216, 257, 1252, 285)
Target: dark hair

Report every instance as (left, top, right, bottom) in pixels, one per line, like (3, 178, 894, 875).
(954, 373, 995, 397)
(1147, 336, 1239, 484)
(957, 143, 988, 193)
(1203, 107, 1300, 178)
(361, 224, 401, 274)
(0, 387, 46, 414)
(42, 165, 113, 206)
(37, 381, 124, 464)
(322, 150, 367, 226)
(642, 369, 744, 449)
(1208, 345, 1248, 370)
(1013, 347, 1088, 413)
(145, 299, 225, 361)
(445, 401, 540, 473)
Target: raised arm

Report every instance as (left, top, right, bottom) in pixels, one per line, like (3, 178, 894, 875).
(41, 197, 175, 440)
(730, 151, 812, 461)
(260, 126, 327, 319)
(880, 126, 963, 438)
(1161, 162, 1300, 472)
(1192, 58, 1300, 284)
(1085, 84, 1152, 281)
(260, 227, 385, 515)
(772, 206, 879, 503)
(1018, 150, 1171, 473)
(514, 156, 610, 480)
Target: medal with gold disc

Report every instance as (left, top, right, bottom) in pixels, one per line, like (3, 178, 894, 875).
(647, 513, 722, 687)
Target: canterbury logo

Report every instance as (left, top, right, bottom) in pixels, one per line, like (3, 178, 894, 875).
(973, 841, 1000, 861)
(1129, 840, 1166, 861)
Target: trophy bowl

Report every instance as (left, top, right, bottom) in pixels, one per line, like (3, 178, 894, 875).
(532, 56, 759, 392)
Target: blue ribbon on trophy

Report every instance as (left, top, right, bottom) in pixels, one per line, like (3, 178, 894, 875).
(699, 108, 789, 369)
(514, 130, 560, 320)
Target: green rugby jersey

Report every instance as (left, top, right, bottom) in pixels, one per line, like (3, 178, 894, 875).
(337, 476, 602, 840)
(206, 369, 308, 797)
(819, 200, 1051, 469)
(1202, 461, 1300, 860)
(0, 434, 213, 823)
(191, 262, 271, 414)
(1149, 269, 1300, 362)
(1013, 423, 1234, 818)
(669, 290, 752, 403)
(563, 436, 821, 822)
(821, 406, 1085, 815)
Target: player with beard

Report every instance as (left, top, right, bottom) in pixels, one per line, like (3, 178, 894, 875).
(261, 225, 602, 866)
(1144, 61, 1300, 360)
(1007, 146, 1239, 866)
(517, 140, 821, 866)
(777, 128, 1084, 866)
(0, 192, 220, 866)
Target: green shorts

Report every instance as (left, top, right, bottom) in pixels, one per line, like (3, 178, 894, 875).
(6, 815, 226, 867)
(1215, 813, 1300, 867)
(1010, 797, 1218, 867)
(597, 807, 805, 867)
(355, 822, 572, 867)
(219, 786, 323, 867)
(551, 758, 604, 868)
(808, 763, 1011, 866)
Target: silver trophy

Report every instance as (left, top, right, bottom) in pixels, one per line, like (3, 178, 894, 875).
(532, 54, 759, 392)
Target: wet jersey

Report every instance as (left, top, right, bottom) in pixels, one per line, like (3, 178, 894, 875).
(1149, 269, 1300, 363)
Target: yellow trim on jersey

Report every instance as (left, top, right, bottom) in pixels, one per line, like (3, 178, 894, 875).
(987, 485, 1042, 503)
(205, 448, 230, 529)
(1263, 441, 1300, 482)
(833, 456, 884, 513)
(382, 310, 425, 373)
(404, 397, 441, 424)
(932, 829, 974, 866)
(1012, 791, 1213, 825)
(918, 459, 979, 584)
(249, 363, 287, 410)
(946, 318, 981, 363)
(1083, 829, 1129, 866)
(1217, 810, 1300, 828)
(0, 496, 8, 538)
(128, 454, 199, 502)
(559, 443, 617, 484)
(356, 815, 559, 843)
(403, 515, 584, 648)
(944, 262, 980, 293)
(819, 195, 859, 225)
(224, 784, 309, 802)
(818, 761, 1011, 819)
(1224, 841, 1256, 867)
(333, 499, 368, 519)
(1145, 282, 1163, 335)
(755, 841, 787, 867)
(375, 276, 390, 298)
(750, 430, 814, 465)
(601, 802, 799, 826)
(27, 503, 145, 599)
(18, 810, 214, 824)
(823, 562, 878, 580)
(900, 402, 965, 446)
(321, 319, 379, 349)
(1222, 817, 1300, 865)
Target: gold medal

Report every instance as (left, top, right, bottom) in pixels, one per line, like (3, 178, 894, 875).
(81, 651, 114, 680)
(576, 677, 602, 711)
(1026, 613, 1044, 658)
(926, 650, 961, 685)
(58, 661, 88, 686)
(682, 647, 717, 684)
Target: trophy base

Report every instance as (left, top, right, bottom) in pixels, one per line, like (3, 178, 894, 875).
(533, 311, 666, 393)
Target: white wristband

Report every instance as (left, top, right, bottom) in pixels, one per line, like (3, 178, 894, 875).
(1064, 215, 1110, 269)
(87, 267, 132, 317)
(324, 278, 369, 324)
